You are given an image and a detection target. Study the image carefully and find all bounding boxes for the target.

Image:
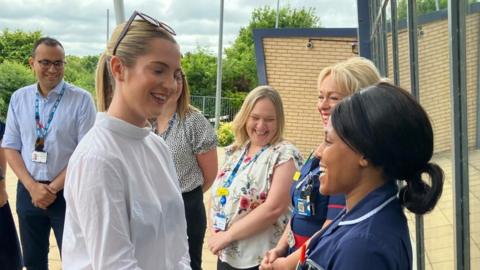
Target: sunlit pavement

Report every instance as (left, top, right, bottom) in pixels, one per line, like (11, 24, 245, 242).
(6, 148, 479, 270)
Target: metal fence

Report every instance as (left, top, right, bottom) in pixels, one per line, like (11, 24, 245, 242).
(364, 1, 476, 269)
(190, 95, 242, 124)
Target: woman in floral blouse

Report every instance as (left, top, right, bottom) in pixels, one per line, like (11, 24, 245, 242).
(208, 85, 303, 270)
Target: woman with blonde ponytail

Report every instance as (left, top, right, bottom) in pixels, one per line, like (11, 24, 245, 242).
(62, 11, 190, 270)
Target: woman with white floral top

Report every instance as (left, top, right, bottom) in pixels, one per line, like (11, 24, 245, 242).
(208, 85, 303, 270)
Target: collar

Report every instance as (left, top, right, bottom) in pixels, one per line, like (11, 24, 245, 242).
(36, 80, 66, 97)
(339, 181, 398, 226)
(97, 112, 151, 139)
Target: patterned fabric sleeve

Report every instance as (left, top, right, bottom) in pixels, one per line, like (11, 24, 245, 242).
(185, 111, 218, 155)
(273, 141, 303, 169)
(266, 141, 303, 183)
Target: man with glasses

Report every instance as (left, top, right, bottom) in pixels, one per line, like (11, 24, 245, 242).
(2, 37, 96, 270)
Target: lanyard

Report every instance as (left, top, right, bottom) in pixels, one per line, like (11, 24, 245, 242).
(295, 166, 321, 190)
(35, 83, 66, 139)
(218, 144, 269, 206)
(153, 113, 177, 140)
(223, 144, 269, 188)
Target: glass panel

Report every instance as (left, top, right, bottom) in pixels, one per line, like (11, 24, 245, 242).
(408, 0, 454, 269)
(467, 0, 480, 267)
(415, 1, 455, 268)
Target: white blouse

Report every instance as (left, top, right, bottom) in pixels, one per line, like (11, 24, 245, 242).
(62, 113, 190, 270)
(210, 141, 302, 268)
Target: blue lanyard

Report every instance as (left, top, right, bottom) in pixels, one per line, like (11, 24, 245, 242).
(295, 166, 321, 190)
(160, 113, 176, 140)
(223, 144, 269, 188)
(218, 144, 269, 206)
(35, 83, 66, 138)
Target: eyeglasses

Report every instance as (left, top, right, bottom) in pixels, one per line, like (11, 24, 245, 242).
(113, 11, 176, 55)
(37, 60, 66, 69)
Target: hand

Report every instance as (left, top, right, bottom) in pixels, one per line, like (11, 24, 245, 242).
(47, 182, 61, 194)
(29, 182, 56, 209)
(260, 248, 284, 270)
(263, 248, 283, 264)
(262, 257, 290, 270)
(0, 189, 8, 207)
(260, 254, 274, 270)
(208, 230, 233, 255)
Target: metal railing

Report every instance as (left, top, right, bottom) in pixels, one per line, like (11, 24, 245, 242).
(191, 95, 242, 124)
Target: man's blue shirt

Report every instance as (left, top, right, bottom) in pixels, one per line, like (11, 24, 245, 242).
(2, 80, 96, 181)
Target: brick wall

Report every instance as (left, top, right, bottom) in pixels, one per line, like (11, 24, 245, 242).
(387, 12, 479, 153)
(259, 13, 479, 156)
(262, 37, 356, 155)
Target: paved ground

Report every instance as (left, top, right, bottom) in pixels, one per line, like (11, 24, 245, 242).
(405, 149, 480, 270)
(5, 148, 479, 269)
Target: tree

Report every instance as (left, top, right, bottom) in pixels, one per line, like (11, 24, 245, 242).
(0, 61, 35, 119)
(0, 29, 41, 66)
(64, 55, 99, 96)
(223, 6, 320, 93)
(181, 47, 218, 96)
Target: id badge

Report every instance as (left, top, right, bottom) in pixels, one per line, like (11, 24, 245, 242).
(296, 197, 312, 216)
(213, 213, 227, 231)
(32, 151, 48, 163)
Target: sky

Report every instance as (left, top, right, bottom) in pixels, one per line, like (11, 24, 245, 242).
(0, 0, 358, 56)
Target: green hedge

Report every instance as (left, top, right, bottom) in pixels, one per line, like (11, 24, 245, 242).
(0, 61, 35, 120)
(217, 122, 235, 147)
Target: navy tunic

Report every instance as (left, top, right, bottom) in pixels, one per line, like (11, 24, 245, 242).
(289, 157, 345, 253)
(299, 181, 412, 270)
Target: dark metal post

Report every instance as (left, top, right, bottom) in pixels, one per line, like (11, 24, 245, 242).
(407, 1, 424, 269)
(381, 5, 388, 77)
(372, 0, 380, 67)
(357, 0, 372, 59)
(391, 0, 400, 85)
(448, 0, 470, 269)
(407, 0, 419, 98)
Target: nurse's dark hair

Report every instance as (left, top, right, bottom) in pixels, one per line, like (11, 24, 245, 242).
(330, 82, 444, 215)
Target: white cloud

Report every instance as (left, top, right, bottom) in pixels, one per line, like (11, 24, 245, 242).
(0, 0, 357, 56)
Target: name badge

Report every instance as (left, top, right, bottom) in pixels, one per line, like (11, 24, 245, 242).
(296, 197, 313, 216)
(32, 151, 48, 163)
(213, 213, 227, 231)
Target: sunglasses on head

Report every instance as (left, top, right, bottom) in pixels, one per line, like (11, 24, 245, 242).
(112, 10, 176, 55)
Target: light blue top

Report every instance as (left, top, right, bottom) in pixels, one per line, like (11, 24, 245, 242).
(2, 80, 96, 181)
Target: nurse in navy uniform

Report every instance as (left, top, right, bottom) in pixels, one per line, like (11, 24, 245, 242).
(298, 82, 444, 270)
